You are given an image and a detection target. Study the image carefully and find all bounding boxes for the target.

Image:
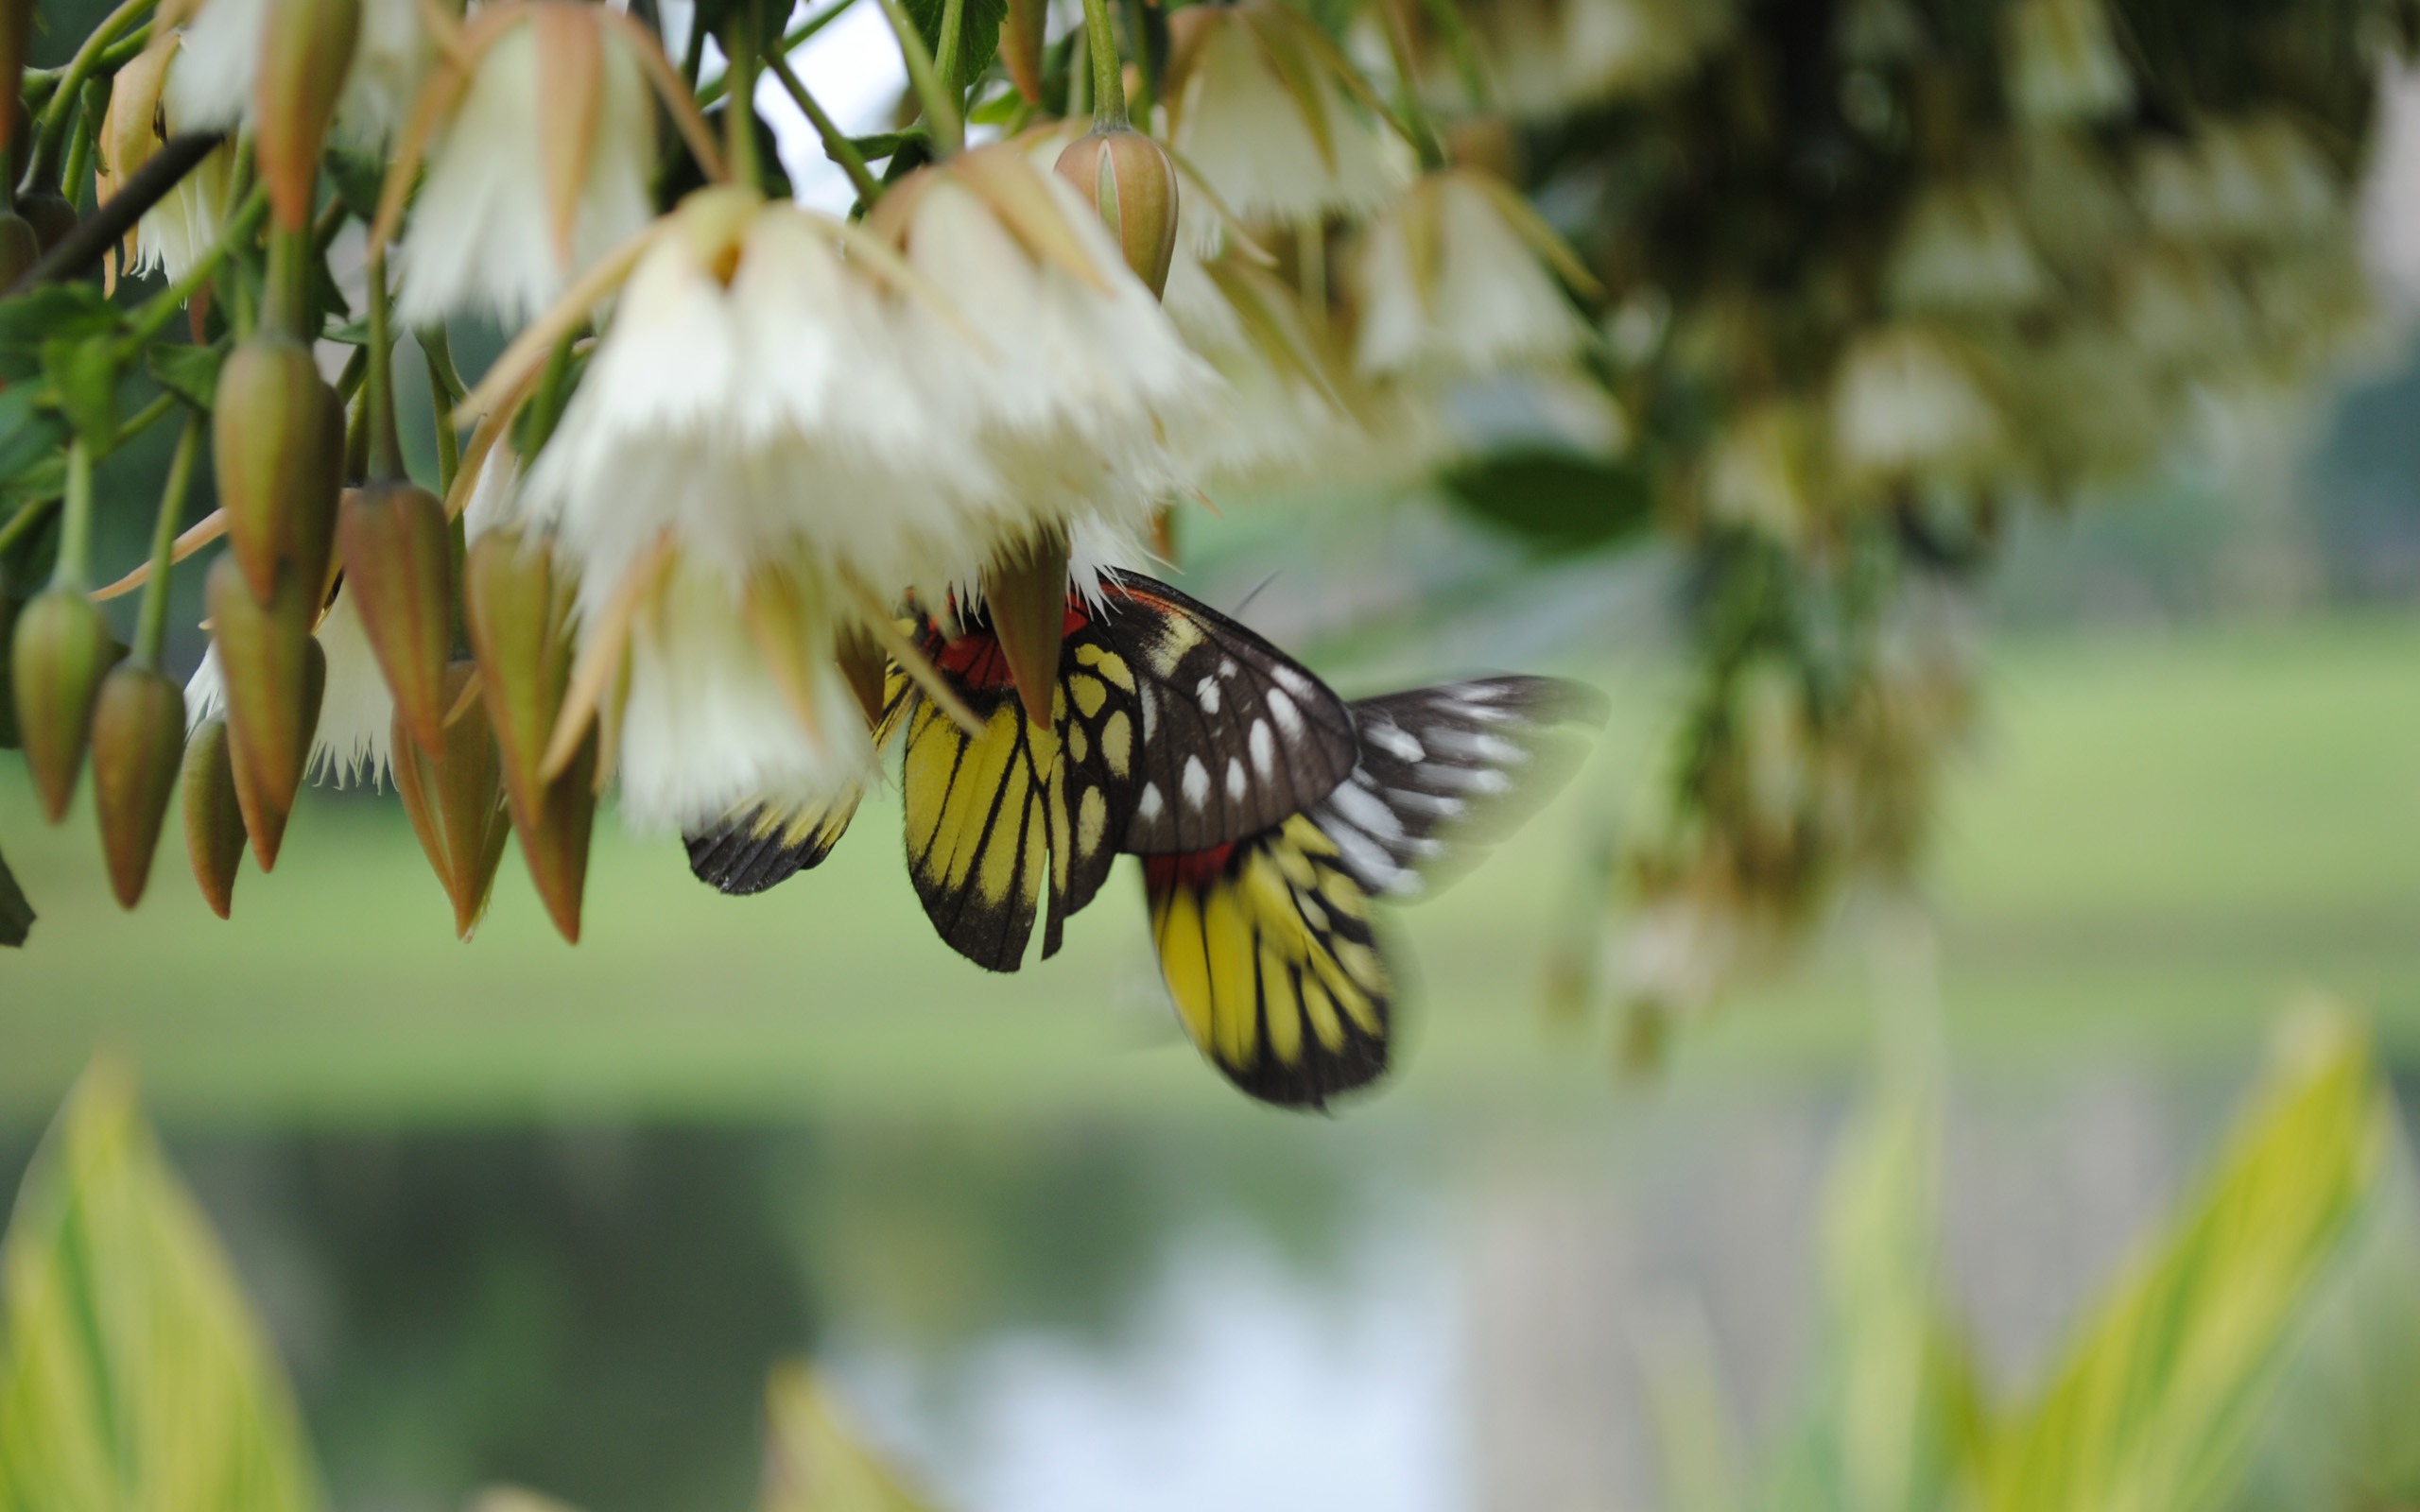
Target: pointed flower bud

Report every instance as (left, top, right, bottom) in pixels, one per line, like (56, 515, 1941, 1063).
(984, 528, 1072, 730)
(182, 718, 248, 919)
(206, 553, 317, 866)
(252, 0, 362, 229)
(11, 586, 116, 822)
(338, 480, 453, 754)
(391, 662, 510, 939)
(90, 666, 186, 909)
(214, 335, 346, 603)
(464, 526, 574, 827)
(517, 729, 596, 945)
(1054, 128, 1182, 300)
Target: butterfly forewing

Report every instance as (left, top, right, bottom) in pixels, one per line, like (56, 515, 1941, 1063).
(683, 668, 916, 895)
(1095, 574, 1361, 854)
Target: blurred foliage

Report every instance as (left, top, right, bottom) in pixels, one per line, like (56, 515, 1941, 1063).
(0, 1059, 322, 1512)
(1651, 1003, 2406, 1512)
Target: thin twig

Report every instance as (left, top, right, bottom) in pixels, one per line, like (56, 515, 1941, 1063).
(766, 50, 881, 204)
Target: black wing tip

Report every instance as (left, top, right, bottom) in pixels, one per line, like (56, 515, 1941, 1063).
(1217, 1037, 1391, 1111)
(684, 809, 840, 897)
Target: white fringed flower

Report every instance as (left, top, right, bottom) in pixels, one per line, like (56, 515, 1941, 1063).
(875, 146, 1219, 595)
(1167, 3, 1408, 231)
(307, 583, 395, 788)
(167, 0, 436, 149)
(1348, 170, 1595, 381)
(1166, 249, 1362, 492)
(1702, 403, 1819, 542)
(1884, 181, 2051, 315)
(1831, 326, 2006, 482)
(609, 558, 874, 833)
(396, 11, 659, 327)
(98, 36, 239, 285)
(2135, 118, 2340, 248)
(2004, 0, 2133, 126)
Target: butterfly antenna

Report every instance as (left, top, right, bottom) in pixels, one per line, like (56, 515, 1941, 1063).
(1231, 569, 1283, 617)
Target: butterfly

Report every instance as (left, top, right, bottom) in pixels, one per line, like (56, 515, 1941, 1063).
(684, 570, 1606, 1108)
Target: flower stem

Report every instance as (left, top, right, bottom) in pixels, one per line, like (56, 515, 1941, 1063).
(933, 0, 966, 97)
(21, 27, 153, 112)
(721, 0, 765, 190)
(365, 243, 403, 481)
(261, 221, 312, 342)
(696, 0, 860, 107)
(23, 0, 154, 196)
(766, 50, 880, 205)
(1374, 0, 1447, 171)
(132, 411, 202, 669)
(58, 82, 102, 206)
(0, 498, 56, 558)
(48, 440, 95, 593)
(1080, 0, 1128, 129)
(418, 322, 467, 495)
(877, 0, 962, 156)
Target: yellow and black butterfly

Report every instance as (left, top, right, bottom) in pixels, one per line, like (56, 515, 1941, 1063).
(684, 571, 1605, 1108)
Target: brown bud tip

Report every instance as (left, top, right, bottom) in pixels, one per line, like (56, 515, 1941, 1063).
(1053, 128, 1181, 300)
(0, 213, 37, 288)
(836, 622, 888, 730)
(253, 0, 362, 231)
(214, 337, 345, 603)
(985, 529, 1073, 732)
(10, 586, 116, 822)
(207, 553, 316, 865)
(465, 527, 577, 828)
(1002, 0, 1046, 102)
(393, 662, 510, 939)
(91, 665, 186, 909)
(339, 481, 454, 754)
(181, 719, 247, 919)
(513, 730, 596, 945)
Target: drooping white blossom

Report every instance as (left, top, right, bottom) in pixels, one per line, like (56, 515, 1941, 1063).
(100, 36, 239, 285)
(168, 0, 438, 150)
(1831, 326, 2007, 482)
(183, 581, 394, 789)
(1348, 170, 1593, 381)
(1167, 4, 1409, 232)
(397, 14, 659, 326)
(2004, 0, 2133, 126)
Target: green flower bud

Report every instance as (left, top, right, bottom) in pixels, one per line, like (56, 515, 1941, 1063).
(338, 480, 454, 755)
(1053, 128, 1182, 299)
(181, 718, 247, 919)
(253, 0, 361, 232)
(464, 527, 575, 832)
(10, 584, 115, 821)
(206, 552, 316, 867)
(214, 336, 345, 604)
(90, 665, 185, 909)
(392, 661, 510, 939)
(15, 190, 74, 252)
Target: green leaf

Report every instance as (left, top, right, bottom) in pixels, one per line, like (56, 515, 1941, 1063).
(0, 837, 30, 947)
(0, 388, 66, 492)
(1983, 1009, 2388, 1512)
(759, 1364, 939, 1512)
(148, 341, 230, 410)
(846, 129, 931, 164)
(39, 334, 120, 448)
(905, 0, 1007, 92)
(0, 285, 121, 383)
(0, 1060, 324, 1511)
(1440, 448, 1656, 554)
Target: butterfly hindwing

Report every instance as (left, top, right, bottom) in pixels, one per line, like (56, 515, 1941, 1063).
(1095, 574, 1361, 855)
(901, 678, 1058, 973)
(1312, 675, 1612, 897)
(1145, 815, 1392, 1109)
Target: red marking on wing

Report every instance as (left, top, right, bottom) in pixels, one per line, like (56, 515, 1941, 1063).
(1145, 844, 1236, 890)
(929, 601, 1096, 693)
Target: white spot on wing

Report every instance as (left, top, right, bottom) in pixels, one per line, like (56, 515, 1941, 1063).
(1327, 780, 1406, 840)
(1138, 782, 1165, 820)
(1249, 720, 1275, 778)
(1196, 677, 1220, 715)
(1268, 689, 1302, 737)
(1320, 813, 1408, 892)
(1182, 756, 1211, 808)
(1272, 663, 1314, 696)
(1433, 729, 1527, 765)
(1219, 658, 1238, 678)
(1226, 757, 1247, 799)
(1367, 722, 1426, 763)
(1138, 683, 1158, 741)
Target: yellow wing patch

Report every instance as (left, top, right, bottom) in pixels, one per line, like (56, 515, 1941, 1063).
(1145, 815, 1392, 1108)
